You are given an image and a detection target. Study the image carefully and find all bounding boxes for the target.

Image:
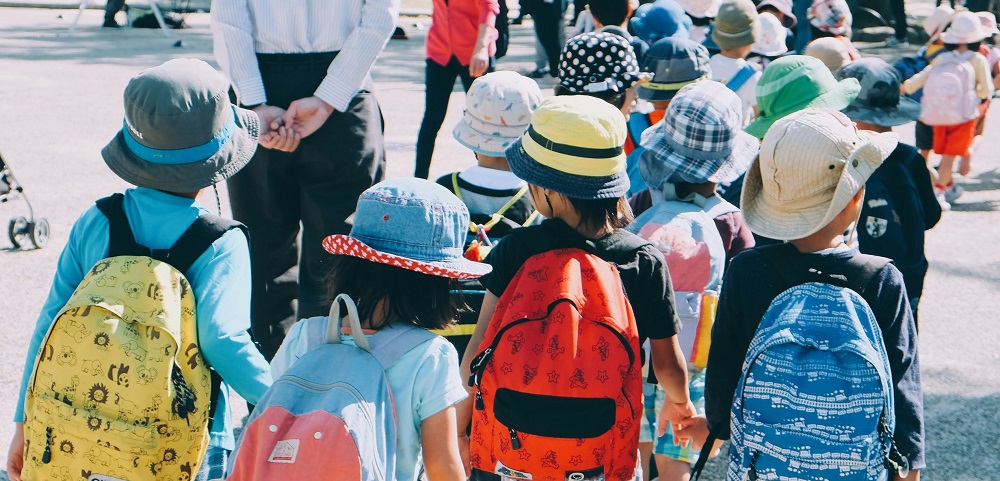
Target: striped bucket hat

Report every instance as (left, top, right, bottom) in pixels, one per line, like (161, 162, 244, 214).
(745, 55, 860, 139)
(505, 96, 629, 199)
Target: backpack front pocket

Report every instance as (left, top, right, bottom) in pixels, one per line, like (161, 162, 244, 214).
(493, 388, 616, 439)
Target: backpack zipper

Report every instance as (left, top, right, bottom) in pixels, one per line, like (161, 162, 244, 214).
(508, 427, 522, 450)
(41, 426, 53, 463)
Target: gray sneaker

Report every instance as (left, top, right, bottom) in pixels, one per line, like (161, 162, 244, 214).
(885, 37, 910, 47)
(944, 184, 964, 204)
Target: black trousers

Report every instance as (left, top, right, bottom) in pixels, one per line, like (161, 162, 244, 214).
(414, 57, 477, 179)
(227, 52, 385, 360)
(891, 0, 907, 40)
(534, 0, 567, 73)
(105, 0, 125, 20)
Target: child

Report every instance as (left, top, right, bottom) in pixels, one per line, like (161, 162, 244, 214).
(902, 11, 994, 207)
(440, 71, 544, 248)
(969, 12, 1000, 170)
(805, 36, 855, 72)
(629, 81, 758, 480)
(630, 0, 694, 46)
(703, 108, 925, 480)
(708, 0, 762, 125)
(756, 0, 797, 51)
(807, 0, 852, 40)
(748, 12, 790, 70)
(898, 6, 954, 169)
(589, 0, 650, 63)
(678, 0, 722, 43)
(460, 95, 697, 480)
(7, 59, 273, 481)
(270, 178, 489, 481)
(838, 58, 943, 327)
(628, 38, 713, 196)
(556, 31, 641, 118)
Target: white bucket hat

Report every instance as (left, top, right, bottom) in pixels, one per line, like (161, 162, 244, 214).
(677, 0, 722, 18)
(741, 108, 898, 240)
(752, 12, 789, 56)
(978, 11, 1000, 36)
(923, 5, 955, 40)
(941, 11, 988, 44)
(452, 71, 543, 157)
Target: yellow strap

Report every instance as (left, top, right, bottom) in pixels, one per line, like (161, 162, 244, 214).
(522, 210, 540, 226)
(451, 172, 465, 202)
(465, 181, 532, 234)
(431, 323, 478, 336)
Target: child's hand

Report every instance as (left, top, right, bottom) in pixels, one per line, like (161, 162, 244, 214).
(657, 399, 697, 446)
(7, 423, 24, 481)
(259, 125, 301, 152)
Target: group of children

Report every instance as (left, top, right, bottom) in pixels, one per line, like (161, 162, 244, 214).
(11, 1, 999, 480)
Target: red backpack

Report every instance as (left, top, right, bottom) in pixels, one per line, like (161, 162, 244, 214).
(469, 248, 642, 481)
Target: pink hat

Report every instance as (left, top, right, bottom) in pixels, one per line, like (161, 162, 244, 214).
(922, 6, 955, 40)
(941, 11, 989, 44)
(757, 0, 797, 28)
(978, 11, 1000, 36)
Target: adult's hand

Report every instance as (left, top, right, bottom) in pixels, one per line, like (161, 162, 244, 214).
(7, 423, 24, 481)
(469, 47, 490, 78)
(283, 96, 335, 140)
(253, 105, 300, 152)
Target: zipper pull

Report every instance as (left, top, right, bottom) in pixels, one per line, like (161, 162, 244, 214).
(42, 426, 53, 464)
(469, 347, 493, 373)
(509, 428, 522, 450)
(475, 390, 485, 410)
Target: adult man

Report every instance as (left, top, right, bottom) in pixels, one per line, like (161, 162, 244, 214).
(212, 0, 392, 359)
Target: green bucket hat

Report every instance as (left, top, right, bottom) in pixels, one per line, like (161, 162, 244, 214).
(745, 55, 860, 139)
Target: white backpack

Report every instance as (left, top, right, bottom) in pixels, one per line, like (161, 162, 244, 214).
(921, 51, 980, 126)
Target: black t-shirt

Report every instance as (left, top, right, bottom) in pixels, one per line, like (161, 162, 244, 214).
(480, 218, 680, 343)
(704, 246, 925, 470)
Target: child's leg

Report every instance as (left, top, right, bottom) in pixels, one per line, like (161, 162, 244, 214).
(655, 455, 692, 481)
(937, 155, 956, 188)
(639, 442, 654, 481)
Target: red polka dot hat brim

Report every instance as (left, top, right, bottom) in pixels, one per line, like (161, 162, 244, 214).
(322, 235, 493, 280)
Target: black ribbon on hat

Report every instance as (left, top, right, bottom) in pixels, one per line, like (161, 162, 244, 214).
(527, 125, 623, 159)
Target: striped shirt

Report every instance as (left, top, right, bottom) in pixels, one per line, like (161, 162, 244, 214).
(211, 0, 400, 111)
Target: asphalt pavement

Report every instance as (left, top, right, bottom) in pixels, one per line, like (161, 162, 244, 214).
(0, 6, 998, 480)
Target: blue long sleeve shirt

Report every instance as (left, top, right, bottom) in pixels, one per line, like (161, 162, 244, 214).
(15, 187, 272, 450)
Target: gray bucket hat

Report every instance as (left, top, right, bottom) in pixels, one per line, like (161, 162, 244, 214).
(836, 58, 921, 127)
(637, 38, 713, 101)
(102, 58, 260, 193)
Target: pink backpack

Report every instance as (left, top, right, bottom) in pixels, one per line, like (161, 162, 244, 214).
(921, 51, 980, 126)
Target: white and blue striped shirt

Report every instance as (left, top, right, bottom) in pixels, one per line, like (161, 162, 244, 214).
(211, 0, 401, 111)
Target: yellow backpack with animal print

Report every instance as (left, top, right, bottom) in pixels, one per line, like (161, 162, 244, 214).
(22, 194, 245, 481)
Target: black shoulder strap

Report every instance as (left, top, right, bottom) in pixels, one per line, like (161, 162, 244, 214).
(757, 243, 890, 296)
(95, 193, 249, 274)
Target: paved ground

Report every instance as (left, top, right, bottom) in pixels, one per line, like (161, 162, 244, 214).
(0, 6, 998, 480)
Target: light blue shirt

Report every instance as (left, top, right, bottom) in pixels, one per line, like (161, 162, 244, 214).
(15, 187, 272, 450)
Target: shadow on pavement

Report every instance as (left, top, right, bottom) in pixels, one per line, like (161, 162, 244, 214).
(958, 168, 1000, 193)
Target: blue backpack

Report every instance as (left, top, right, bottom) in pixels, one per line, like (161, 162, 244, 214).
(626, 112, 655, 197)
(228, 294, 436, 481)
(692, 245, 909, 481)
(893, 47, 944, 103)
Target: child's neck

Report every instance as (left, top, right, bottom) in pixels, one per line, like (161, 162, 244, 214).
(476, 154, 512, 171)
(720, 48, 750, 60)
(673, 182, 718, 199)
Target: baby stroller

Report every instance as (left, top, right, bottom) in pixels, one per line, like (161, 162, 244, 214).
(1, 151, 49, 249)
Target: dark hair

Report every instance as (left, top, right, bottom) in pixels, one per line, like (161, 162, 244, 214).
(589, 0, 631, 27)
(945, 41, 981, 50)
(690, 15, 714, 27)
(758, 5, 781, 15)
(566, 196, 634, 230)
(327, 256, 460, 331)
(809, 26, 836, 39)
(554, 84, 628, 109)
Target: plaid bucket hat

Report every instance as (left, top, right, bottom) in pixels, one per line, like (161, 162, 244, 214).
(745, 55, 860, 139)
(637, 38, 712, 101)
(638, 81, 760, 188)
(452, 71, 543, 157)
(322, 178, 492, 279)
(558, 32, 641, 95)
(505, 96, 629, 199)
(102, 58, 260, 193)
(742, 108, 897, 240)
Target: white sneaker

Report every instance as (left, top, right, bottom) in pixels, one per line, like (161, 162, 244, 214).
(934, 188, 951, 211)
(944, 184, 964, 204)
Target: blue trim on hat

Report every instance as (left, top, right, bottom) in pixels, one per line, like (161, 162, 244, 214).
(122, 107, 237, 165)
(505, 138, 629, 200)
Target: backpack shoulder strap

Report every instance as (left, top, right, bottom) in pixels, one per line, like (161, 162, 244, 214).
(702, 195, 740, 219)
(96, 193, 148, 258)
(368, 324, 438, 369)
(757, 243, 890, 295)
(627, 112, 653, 141)
(96, 193, 249, 274)
(159, 213, 249, 274)
(725, 64, 756, 92)
(450, 172, 465, 202)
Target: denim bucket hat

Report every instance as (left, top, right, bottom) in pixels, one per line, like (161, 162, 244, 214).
(505, 96, 629, 199)
(836, 58, 921, 127)
(322, 178, 492, 279)
(637, 38, 713, 101)
(102, 58, 260, 193)
(639, 81, 759, 188)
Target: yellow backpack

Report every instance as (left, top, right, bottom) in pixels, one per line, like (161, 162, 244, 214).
(22, 194, 244, 481)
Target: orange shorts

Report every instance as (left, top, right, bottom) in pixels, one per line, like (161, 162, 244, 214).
(933, 118, 977, 156)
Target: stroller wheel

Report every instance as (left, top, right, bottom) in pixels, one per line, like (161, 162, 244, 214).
(8, 216, 28, 248)
(29, 218, 50, 249)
